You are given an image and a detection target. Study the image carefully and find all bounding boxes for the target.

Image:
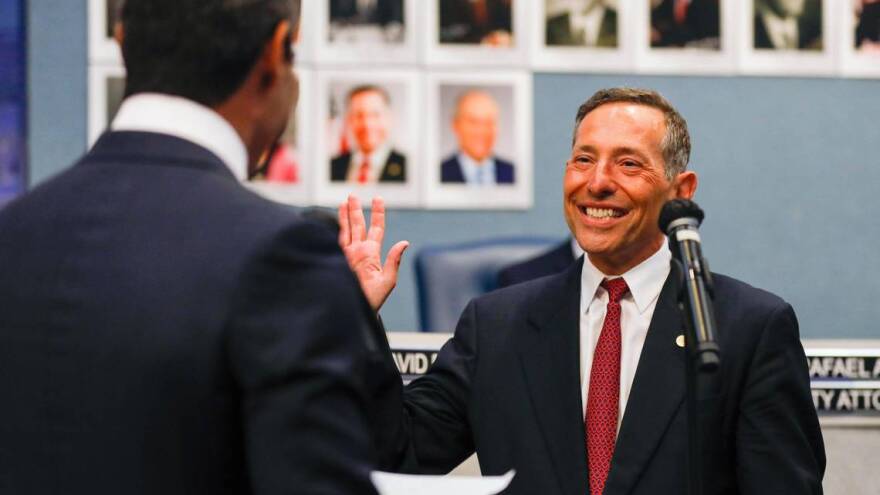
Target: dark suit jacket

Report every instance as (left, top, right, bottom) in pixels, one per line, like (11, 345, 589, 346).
(370, 258, 825, 494)
(651, 0, 719, 47)
(439, 0, 512, 44)
(754, 5, 823, 51)
(545, 9, 617, 47)
(330, 0, 403, 27)
(496, 238, 575, 288)
(440, 154, 515, 184)
(331, 150, 407, 183)
(0, 131, 381, 495)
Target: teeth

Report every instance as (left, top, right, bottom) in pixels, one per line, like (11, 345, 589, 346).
(584, 207, 622, 219)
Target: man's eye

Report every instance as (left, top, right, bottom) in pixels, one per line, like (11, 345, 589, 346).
(621, 160, 639, 168)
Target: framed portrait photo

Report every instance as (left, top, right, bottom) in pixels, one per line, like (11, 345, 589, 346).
(313, 69, 422, 208)
(424, 70, 532, 210)
(88, 0, 123, 63)
(245, 68, 315, 206)
(739, 0, 838, 76)
(838, 0, 880, 78)
(88, 63, 126, 146)
(313, 0, 418, 65)
(424, 0, 531, 67)
(531, 0, 637, 73)
(636, 0, 738, 75)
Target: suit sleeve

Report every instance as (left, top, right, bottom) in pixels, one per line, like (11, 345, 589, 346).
(369, 300, 478, 474)
(735, 303, 826, 494)
(225, 220, 378, 495)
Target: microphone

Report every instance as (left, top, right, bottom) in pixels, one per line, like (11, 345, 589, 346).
(659, 199, 720, 372)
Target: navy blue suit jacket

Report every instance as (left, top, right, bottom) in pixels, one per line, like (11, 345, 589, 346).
(0, 132, 382, 495)
(441, 154, 515, 184)
(368, 259, 825, 494)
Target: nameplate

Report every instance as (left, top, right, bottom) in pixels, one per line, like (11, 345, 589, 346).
(806, 346, 880, 425)
(387, 334, 880, 425)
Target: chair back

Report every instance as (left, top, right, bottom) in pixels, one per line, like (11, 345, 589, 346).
(415, 237, 559, 332)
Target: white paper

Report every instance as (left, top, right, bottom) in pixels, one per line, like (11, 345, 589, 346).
(370, 469, 515, 495)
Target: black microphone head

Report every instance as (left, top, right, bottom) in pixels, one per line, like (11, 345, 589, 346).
(659, 199, 704, 234)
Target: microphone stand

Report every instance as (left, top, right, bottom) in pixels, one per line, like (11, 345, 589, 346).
(670, 257, 720, 495)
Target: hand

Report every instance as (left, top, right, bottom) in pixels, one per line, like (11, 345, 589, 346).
(338, 195, 409, 312)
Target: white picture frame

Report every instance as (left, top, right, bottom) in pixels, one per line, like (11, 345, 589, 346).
(87, 63, 126, 146)
(294, 0, 317, 66)
(424, 70, 532, 210)
(636, 0, 738, 76)
(245, 68, 315, 206)
(424, 0, 531, 68)
(312, 69, 423, 208)
(738, 0, 838, 76)
(88, 0, 122, 63)
(838, 0, 880, 78)
(530, 0, 637, 73)
(313, 0, 418, 66)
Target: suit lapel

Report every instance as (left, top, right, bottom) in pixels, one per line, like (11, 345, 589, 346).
(516, 259, 588, 495)
(604, 268, 686, 495)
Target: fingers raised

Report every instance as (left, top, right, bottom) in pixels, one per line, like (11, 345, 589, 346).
(337, 201, 351, 247)
(348, 195, 367, 242)
(368, 197, 386, 243)
(383, 240, 410, 282)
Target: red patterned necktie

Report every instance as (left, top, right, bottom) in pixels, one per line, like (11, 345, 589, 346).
(357, 156, 370, 184)
(586, 277, 630, 494)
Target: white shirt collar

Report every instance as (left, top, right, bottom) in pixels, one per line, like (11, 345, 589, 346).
(458, 152, 496, 185)
(570, 237, 585, 261)
(758, 6, 799, 50)
(349, 144, 392, 182)
(110, 93, 248, 181)
(580, 241, 672, 315)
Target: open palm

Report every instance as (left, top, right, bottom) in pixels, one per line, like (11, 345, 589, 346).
(338, 195, 409, 311)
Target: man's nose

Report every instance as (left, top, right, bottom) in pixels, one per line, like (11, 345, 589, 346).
(586, 161, 616, 197)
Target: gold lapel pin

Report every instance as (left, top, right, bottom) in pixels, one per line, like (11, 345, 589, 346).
(675, 334, 685, 348)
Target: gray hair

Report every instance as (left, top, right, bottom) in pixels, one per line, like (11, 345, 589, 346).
(572, 87, 691, 180)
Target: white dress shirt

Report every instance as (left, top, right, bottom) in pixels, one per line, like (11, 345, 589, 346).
(568, 4, 608, 47)
(458, 152, 497, 186)
(579, 243, 671, 428)
(110, 93, 248, 181)
(345, 145, 392, 183)
(758, 8, 799, 50)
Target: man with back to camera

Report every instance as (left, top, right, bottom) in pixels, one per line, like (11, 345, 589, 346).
(331, 85, 407, 184)
(339, 87, 825, 494)
(0, 1, 392, 494)
(441, 89, 515, 185)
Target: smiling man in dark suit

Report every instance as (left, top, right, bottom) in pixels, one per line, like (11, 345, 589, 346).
(331, 85, 407, 184)
(0, 1, 387, 494)
(340, 87, 825, 494)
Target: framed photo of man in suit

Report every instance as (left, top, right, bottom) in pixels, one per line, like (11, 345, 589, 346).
(314, 70, 421, 208)
(425, 71, 532, 210)
(87, 64, 126, 146)
(424, 0, 530, 67)
(531, 0, 637, 73)
(839, 0, 880, 77)
(637, 0, 737, 75)
(88, 0, 122, 63)
(245, 69, 314, 206)
(739, 0, 837, 75)
(314, 0, 418, 64)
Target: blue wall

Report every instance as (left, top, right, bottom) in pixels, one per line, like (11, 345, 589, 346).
(27, 0, 880, 337)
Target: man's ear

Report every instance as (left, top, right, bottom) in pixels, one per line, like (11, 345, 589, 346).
(259, 20, 292, 88)
(673, 170, 698, 200)
(113, 22, 124, 46)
